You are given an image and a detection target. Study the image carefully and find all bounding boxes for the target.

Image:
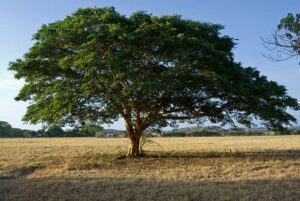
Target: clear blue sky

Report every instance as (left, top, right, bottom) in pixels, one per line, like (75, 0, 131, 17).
(1, 0, 300, 130)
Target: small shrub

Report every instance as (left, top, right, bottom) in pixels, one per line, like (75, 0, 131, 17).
(139, 135, 161, 155)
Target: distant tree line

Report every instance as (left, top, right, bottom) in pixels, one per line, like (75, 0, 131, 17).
(155, 126, 300, 137)
(0, 121, 103, 138)
(1, 121, 299, 138)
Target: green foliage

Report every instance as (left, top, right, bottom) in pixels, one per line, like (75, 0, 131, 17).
(9, 7, 299, 133)
(161, 126, 278, 136)
(163, 131, 187, 137)
(95, 131, 105, 138)
(289, 129, 300, 135)
(264, 13, 300, 61)
(0, 121, 38, 137)
(0, 120, 118, 138)
(277, 13, 300, 35)
(81, 125, 103, 136)
(9, 128, 24, 137)
(64, 128, 79, 137)
(228, 128, 247, 136)
(46, 126, 64, 137)
(0, 121, 12, 137)
(188, 129, 222, 137)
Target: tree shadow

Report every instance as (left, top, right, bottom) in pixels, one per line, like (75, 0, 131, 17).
(1, 150, 299, 201)
(0, 165, 43, 180)
(0, 176, 299, 201)
(117, 149, 300, 160)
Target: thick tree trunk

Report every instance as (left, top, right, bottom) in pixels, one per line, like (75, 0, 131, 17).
(127, 135, 141, 157)
(123, 111, 143, 157)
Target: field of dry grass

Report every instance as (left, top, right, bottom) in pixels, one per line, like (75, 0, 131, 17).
(0, 136, 299, 201)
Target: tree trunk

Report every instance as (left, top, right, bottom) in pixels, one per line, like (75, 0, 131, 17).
(127, 135, 141, 157)
(123, 113, 143, 157)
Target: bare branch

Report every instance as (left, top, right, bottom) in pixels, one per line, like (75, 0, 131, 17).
(262, 29, 299, 62)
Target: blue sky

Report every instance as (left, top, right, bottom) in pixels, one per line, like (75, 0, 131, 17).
(1, 0, 300, 130)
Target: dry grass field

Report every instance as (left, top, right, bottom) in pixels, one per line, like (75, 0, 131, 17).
(0, 136, 299, 201)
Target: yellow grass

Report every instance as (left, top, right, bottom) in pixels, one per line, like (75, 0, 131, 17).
(0, 136, 299, 201)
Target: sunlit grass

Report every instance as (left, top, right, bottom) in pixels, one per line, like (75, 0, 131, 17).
(0, 136, 299, 200)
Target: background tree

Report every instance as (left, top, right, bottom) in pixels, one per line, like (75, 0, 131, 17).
(80, 125, 103, 136)
(0, 121, 12, 137)
(9, 7, 299, 156)
(263, 13, 300, 62)
(46, 126, 65, 137)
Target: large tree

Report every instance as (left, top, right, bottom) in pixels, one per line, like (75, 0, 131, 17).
(9, 7, 299, 156)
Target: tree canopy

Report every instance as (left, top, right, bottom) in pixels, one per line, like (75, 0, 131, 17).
(9, 7, 299, 156)
(263, 13, 300, 62)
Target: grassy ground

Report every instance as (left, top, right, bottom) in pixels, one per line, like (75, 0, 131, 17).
(0, 136, 299, 201)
